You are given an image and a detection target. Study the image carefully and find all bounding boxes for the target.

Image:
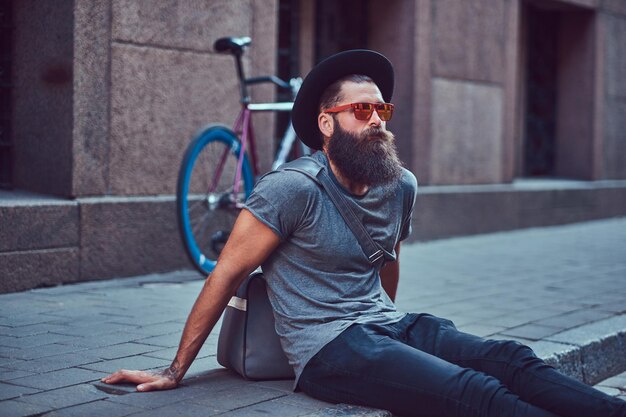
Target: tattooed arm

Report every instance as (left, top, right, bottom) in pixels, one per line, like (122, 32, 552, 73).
(102, 209, 281, 391)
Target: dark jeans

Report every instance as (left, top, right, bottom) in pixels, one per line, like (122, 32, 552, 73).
(299, 313, 626, 417)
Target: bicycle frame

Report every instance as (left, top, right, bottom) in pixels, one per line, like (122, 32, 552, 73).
(210, 39, 303, 204)
(207, 100, 296, 206)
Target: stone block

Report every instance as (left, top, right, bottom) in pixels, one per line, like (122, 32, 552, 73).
(0, 401, 50, 417)
(580, 333, 626, 384)
(109, 44, 240, 195)
(0, 203, 78, 252)
(560, 0, 598, 8)
(0, 248, 79, 294)
(431, 0, 506, 83)
(430, 78, 504, 185)
(16, 384, 108, 410)
(72, 0, 112, 196)
(412, 189, 518, 241)
(555, 11, 595, 180)
(39, 399, 144, 417)
(9, 368, 106, 391)
(111, 0, 252, 52)
(596, 186, 626, 217)
(517, 189, 600, 228)
(543, 350, 585, 382)
(368, 0, 417, 164)
(603, 98, 626, 179)
(81, 355, 170, 374)
(12, 0, 74, 197)
(3, 351, 103, 374)
(190, 384, 286, 412)
(0, 382, 40, 401)
(250, 0, 279, 173)
(79, 197, 188, 281)
(603, 0, 626, 16)
(302, 404, 392, 417)
(605, 14, 626, 98)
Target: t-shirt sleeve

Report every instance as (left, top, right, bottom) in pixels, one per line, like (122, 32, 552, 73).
(244, 170, 314, 240)
(399, 170, 418, 242)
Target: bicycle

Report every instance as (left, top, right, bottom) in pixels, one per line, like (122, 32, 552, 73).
(176, 36, 309, 276)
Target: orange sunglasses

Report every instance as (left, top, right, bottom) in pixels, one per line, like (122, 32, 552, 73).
(323, 102, 394, 122)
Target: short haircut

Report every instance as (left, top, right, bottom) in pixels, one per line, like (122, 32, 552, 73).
(318, 74, 374, 113)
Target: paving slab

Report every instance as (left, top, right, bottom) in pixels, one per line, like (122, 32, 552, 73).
(0, 218, 624, 416)
(594, 370, 626, 403)
(13, 384, 108, 410)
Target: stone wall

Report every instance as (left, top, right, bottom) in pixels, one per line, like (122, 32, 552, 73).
(603, 11, 626, 179)
(12, 0, 75, 197)
(74, 0, 278, 197)
(366, 0, 516, 186)
(3, 0, 625, 292)
(373, 0, 626, 185)
(2, 0, 280, 292)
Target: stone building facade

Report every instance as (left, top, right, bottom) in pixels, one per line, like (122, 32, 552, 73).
(1, 0, 625, 292)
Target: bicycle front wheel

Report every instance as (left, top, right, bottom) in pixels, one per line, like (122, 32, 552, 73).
(176, 125, 254, 275)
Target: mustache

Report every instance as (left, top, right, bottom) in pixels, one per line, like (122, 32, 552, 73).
(361, 126, 395, 142)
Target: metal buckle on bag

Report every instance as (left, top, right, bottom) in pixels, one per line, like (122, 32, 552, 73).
(228, 296, 247, 311)
(368, 250, 383, 264)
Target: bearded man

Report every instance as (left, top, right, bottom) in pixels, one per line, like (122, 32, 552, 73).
(103, 50, 626, 417)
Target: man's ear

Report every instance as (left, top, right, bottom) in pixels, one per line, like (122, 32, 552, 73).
(318, 112, 334, 139)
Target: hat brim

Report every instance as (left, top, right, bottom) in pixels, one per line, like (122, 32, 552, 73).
(292, 50, 394, 150)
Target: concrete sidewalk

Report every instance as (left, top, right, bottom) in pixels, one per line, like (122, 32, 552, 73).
(1, 218, 625, 416)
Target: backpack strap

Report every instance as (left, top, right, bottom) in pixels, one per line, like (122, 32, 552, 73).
(281, 157, 384, 264)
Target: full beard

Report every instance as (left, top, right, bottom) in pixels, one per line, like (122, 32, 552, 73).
(327, 123, 404, 187)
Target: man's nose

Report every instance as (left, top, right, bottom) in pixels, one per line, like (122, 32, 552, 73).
(368, 109, 383, 127)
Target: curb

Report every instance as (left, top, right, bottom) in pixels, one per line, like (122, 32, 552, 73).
(534, 314, 626, 385)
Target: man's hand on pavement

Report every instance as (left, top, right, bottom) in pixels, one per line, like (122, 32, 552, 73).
(101, 368, 179, 392)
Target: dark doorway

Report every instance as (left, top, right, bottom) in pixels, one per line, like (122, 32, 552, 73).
(276, 0, 370, 153)
(522, 1, 596, 180)
(315, 0, 368, 62)
(523, 5, 559, 177)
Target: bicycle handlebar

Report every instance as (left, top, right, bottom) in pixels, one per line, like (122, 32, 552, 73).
(245, 76, 291, 90)
(214, 36, 301, 103)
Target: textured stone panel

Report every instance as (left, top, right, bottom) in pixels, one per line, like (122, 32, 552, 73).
(12, 0, 74, 197)
(580, 334, 626, 384)
(605, 14, 626, 98)
(249, 0, 279, 173)
(431, 0, 506, 83)
(409, 182, 626, 242)
(109, 44, 240, 195)
(430, 78, 503, 185)
(561, 0, 598, 7)
(72, 0, 112, 196)
(112, 0, 252, 51)
(80, 197, 188, 281)
(597, 186, 626, 217)
(369, 0, 417, 166)
(555, 11, 595, 180)
(517, 189, 601, 228)
(0, 203, 78, 252)
(412, 190, 518, 241)
(603, 98, 626, 179)
(0, 248, 79, 293)
(603, 0, 626, 16)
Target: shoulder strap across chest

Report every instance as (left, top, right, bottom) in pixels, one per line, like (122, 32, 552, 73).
(279, 157, 384, 264)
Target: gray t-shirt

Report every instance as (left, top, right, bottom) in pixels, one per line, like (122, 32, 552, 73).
(244, 151, 417, 384)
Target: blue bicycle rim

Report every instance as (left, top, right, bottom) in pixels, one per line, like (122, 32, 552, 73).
(179, 126, 254, 274)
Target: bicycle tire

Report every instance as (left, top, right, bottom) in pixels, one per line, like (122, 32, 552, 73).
(176, 125, 254, 275)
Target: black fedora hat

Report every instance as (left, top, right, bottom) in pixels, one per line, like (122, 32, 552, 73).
(292, 49, 394, 150)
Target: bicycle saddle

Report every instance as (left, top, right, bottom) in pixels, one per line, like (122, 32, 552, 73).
(214, 37, 252, 55)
